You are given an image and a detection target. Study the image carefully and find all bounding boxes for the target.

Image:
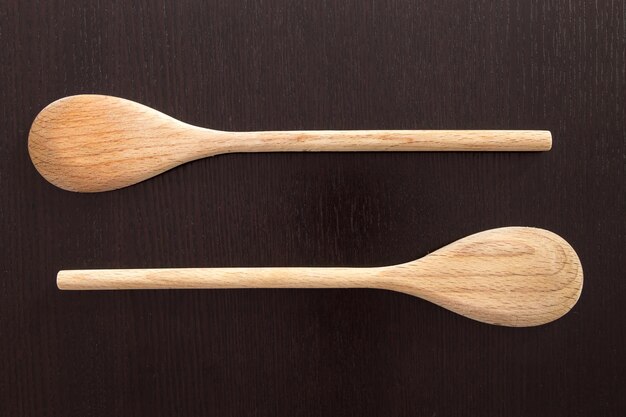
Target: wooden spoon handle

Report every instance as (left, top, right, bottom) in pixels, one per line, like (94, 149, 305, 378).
(57, 267, 377, 290)
(233, 130, 552, 152)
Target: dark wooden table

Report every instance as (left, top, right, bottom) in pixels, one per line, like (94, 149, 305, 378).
(1, 1, 624, 416)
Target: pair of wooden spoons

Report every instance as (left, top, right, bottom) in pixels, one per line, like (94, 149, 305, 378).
(29, 95, 582, 326)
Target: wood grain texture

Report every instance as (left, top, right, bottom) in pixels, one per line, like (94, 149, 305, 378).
(1, 0, 624, 416)
(29, 94, 551, 192)
(57, 228, 583, 327)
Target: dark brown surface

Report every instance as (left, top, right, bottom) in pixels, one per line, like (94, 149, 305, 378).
(1, 1, 624, 416)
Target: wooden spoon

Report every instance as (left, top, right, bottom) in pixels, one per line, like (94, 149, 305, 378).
(29, 95, 552, 192)
(57, 227, 582, 327)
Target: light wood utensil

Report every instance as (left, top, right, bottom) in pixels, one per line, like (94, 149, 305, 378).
(57, 227, 582, 327)
(29, 95, 552, 192)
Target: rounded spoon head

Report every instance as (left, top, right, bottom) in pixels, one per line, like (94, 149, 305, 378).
(386, 227, 583, 326)
(28, 95, 212, 192)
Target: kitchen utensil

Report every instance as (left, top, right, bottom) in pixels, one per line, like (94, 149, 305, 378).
(29, 95, 552, 192)
(57, 227, 582, 326)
